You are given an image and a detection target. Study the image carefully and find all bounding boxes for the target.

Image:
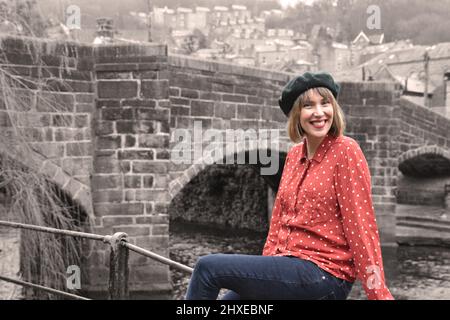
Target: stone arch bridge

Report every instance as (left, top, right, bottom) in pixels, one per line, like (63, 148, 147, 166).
(0, 36, 449, 298)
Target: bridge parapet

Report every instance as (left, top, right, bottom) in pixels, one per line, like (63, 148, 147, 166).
(3, 35, 450, 298)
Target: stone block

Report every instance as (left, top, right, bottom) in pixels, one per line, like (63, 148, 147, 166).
(52, 114, 73, 127)
(237, 105, 261, 119)
(141, 80, 169, 99)
(94, 158, 120, 174)
(66, 142, 92, 157)
(102, 215, 135, 227)
(137, 108, 169, 121)
(91, 175, 122, 190)
(143, 175, 154, 188)
(191, 100, 214, 117)
(94, 203, 144, 216)
(156, 149, 170, 160)
(132, 161, 168, 174)
(62, 157, 93, 176)
(222, 94, 246, 103)
(180, 89, 199, 99)
(96, 135, 121, 150)
(118, 150, 154, 160)
(124, 175, 142, 188)
(97, 80, 138, 99)
(124, 135, 137, 147)
(93, 190, 123, 203)
(113, 226, 151, 236)
(138, 134, 169, 148)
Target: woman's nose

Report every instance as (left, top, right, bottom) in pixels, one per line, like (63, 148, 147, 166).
(313, 105, 325, 115)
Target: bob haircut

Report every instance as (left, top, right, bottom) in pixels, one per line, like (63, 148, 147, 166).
(287, 87, 346, 143)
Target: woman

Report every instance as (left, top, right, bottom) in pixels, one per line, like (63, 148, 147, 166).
(185, 71, 394, 300)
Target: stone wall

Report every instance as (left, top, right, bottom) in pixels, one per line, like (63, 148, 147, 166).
(336, 81, 402, 244)
(396, 99, 450, 209)
(398, 98, 450, 153)
(166, 54, 293, 200)
(0, 36, 95, 216)
(0, 36, 174, 298)
(88, 43, 172, 298)
(397, 174, 450, 206)
(1, 35, 450, 299)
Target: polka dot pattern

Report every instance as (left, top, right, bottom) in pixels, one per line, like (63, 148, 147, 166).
(262, 133, 394, 300)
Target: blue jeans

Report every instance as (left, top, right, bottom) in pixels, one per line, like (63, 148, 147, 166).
(185, 254, 353, 300)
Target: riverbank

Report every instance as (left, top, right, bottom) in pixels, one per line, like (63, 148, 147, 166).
(0, 228, 23, 299)
(396, 204, 450, 246)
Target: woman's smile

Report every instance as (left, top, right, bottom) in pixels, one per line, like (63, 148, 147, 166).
(309, 119, 328, 129)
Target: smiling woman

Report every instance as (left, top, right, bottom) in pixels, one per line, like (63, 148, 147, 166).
(184, 71, 394, 300)
(287, 86, 345, 158)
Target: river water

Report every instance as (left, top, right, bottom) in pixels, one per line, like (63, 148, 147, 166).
(169, 223, 450, 300)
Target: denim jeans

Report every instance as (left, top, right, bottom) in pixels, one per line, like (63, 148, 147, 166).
(185, 254, 353, 300)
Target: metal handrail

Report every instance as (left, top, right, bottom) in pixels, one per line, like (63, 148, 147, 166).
(0, 275, 90, 300)
(0, 219, 194, 300)
(123, 242, 193, 274)
(0, 220, 108, 242)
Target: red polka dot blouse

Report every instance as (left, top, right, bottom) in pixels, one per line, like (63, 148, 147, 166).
(263, 133, 394, 300)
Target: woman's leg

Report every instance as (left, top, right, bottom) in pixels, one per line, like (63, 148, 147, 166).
(185, 253, 349, 300)
(220, 290, 241, 300)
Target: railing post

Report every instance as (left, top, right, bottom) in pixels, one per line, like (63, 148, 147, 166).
(108, 232, 129, 300)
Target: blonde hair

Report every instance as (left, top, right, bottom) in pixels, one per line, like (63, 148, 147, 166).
(287, 87, 346, 143)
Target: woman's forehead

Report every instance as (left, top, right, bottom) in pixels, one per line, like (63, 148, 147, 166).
(303, 88, 329, 101)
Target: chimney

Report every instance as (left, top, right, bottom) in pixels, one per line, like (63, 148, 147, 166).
(96, 17, 115, 39)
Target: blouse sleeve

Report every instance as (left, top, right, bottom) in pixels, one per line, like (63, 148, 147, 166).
(262, 151, 291, 256)
(334, 141, 394, 300)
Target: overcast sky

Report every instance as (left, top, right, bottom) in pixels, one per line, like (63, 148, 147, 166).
(278, 0, 317, 8)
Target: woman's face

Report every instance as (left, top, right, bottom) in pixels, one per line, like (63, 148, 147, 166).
(299, 89, 334, 140)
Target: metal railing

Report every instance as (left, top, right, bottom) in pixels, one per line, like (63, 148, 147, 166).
(0, 220, 193, 300)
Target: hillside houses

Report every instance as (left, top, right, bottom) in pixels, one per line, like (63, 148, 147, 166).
(41, 5, 450, 117)
(336, 40, 450, 118)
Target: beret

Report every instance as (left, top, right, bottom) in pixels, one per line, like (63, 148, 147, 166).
(278, 71, 340, 117)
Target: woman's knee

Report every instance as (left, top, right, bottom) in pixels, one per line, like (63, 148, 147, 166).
(194, 254, 225, 273)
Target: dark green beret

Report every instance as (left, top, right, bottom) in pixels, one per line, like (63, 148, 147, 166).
(278, 71, 340, 117)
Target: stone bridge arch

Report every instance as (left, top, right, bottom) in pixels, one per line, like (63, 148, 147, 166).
(168, 142, 288, 230)
(398, 145, 450, 178)
(168, 142, 288, 200)
(167, 143, 288, 234)
(0, 144, 93, 217)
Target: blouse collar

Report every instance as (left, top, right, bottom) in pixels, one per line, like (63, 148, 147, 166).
(300, 133, 339, 164)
